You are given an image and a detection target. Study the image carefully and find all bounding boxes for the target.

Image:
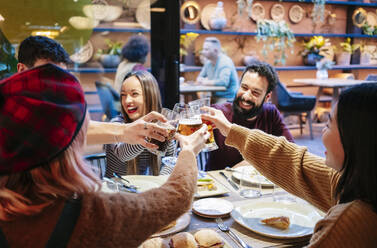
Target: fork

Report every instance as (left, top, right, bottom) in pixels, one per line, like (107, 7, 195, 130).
(215, 217, 252, 248)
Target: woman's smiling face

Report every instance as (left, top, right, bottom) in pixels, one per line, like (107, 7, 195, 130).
(121, 76, 145, 121)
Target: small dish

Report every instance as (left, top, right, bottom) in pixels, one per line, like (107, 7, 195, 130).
(195, 177, 230, 198)
(232, 166, 274, 187)
(70, 41, 94, 64)
(192, 198, 233, 218)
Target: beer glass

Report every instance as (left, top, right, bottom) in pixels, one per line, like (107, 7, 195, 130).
(177, 108, 203, 136)
(147, 108, 178, 156)
(188, 98, 218, 151)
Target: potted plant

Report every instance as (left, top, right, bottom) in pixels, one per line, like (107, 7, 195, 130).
(256, 19, 295, 65)
(336, 38, 360, 66)
(180, 32, 199, 66)
(300, 36, 330, 66)
(0, 29, 17, 80)
(96, 39, 122, 68)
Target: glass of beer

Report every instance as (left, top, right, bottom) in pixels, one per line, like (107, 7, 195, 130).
(177, 108, 203, 136)
(188, 98, 218, 151)
(147, 108, 178, 156)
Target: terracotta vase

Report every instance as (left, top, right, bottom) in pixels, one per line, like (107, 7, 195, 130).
(336, 52, 351, 66)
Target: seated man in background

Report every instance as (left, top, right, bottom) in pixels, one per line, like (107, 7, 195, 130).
(196, 37, 238, 103)
(206, 60, 294, 171)
(16, 35, 167, 148)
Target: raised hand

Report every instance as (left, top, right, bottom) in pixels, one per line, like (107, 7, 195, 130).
(201, 106, 232, 137)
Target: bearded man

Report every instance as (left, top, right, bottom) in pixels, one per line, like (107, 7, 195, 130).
(205, 61, 294, 171)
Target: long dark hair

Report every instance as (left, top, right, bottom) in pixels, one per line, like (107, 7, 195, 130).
(335, 83, 377, 210)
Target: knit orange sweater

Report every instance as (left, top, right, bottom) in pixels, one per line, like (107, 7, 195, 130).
(0, 149, 197, 248)
(226, 125, 377, 247)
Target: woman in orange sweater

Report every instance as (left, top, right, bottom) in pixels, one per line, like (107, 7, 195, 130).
(202, 83, 377, 247)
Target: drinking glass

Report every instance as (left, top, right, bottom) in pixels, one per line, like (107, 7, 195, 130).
(188, 97, 218, 151)
(177, 108, 203, 136)
(147, 108, 178, 156)
(239, 166, 262, 198)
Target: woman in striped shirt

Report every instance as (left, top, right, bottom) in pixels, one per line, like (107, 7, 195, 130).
(105, 71, 175, 177)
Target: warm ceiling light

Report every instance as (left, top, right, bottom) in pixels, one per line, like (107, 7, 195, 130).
(0, 14, 4, 22)
(31, 30, 60, 39)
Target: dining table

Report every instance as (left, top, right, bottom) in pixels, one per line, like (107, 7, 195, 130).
(293, 78, 377, 119)
(109, 161, 324, 248)
(180, 82, 226, 102)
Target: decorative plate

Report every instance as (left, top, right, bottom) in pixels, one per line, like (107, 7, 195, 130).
(70, 41, 94, 64)
(68, 16, 99, 30)
(367, 11, 377, 27)
(289, 5, 304, 24)
(136, 0, 151, 29)
(200, 3, 217, 30)
(249, 3, 265, 22)
(271, 3, 285, 22)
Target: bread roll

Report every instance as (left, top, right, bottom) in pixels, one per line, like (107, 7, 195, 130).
(139, 237, 169, 248)
(194, 229, 224, 248)
(169, 232, 198, 248)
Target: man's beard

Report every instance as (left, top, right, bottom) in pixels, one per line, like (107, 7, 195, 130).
(232, 96, 265, 120)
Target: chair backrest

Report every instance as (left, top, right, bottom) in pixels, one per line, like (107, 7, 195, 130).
(365, 74, 377, 81)
(95, 81, 120, 120)
(274, 81, 291, 108)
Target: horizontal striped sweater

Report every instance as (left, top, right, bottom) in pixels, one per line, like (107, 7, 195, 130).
(226, 125, 377, 247)
(104, 116, 175, 178)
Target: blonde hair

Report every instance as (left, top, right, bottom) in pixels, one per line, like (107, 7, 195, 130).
(0, 116, 101, 221)
(121, 71, 162, 175)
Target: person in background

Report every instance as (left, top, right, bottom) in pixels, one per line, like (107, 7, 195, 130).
(196, 37, 238, 103)
(0, 63, 209, 248)
(105, 70, 175, 177)
(202, 83, 377, 247)
(114, 35, 149, 92)
(17, 35, 164, 148)
(206, 61, 294, 171)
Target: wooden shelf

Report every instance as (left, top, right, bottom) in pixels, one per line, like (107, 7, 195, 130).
(180, 29, 377, 38)
(260, 0, 377, 7)
(181, 65, 377, 72)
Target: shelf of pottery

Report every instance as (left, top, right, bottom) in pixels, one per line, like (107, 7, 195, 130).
(179, 0, 377, 94)
(66, 0, 153, 120)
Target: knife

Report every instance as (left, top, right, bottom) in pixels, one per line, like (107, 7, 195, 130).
(219, 171, 239, 190)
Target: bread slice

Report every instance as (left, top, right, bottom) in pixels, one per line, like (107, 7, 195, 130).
(139, 237, 169, 248)
(169, 232, 198, 248)
(194, 229, 225, 248)
(261, 216, 290, 230)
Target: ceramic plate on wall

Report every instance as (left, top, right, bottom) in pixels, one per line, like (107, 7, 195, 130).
(200, 3, 217, 30)
(70, 41, 94, 64)
(289, 5, 304, 24)
(271, 3, 285, 22)
(249, 3, 265, 22)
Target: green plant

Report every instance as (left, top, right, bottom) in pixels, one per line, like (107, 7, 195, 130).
(256, 20, 295, 65)
(97, 39, 122, 56)
(339, 38, 360, 54)
(361, 23, 377, 36)
(0, 29, 17, 80)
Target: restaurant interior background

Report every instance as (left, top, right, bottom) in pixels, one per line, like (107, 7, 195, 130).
(0, 0, 376, 123)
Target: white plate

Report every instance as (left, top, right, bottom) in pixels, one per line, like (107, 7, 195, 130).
(192, 198, 233, 218)
(102, 175, 167, 193)
(195, 177, 230, 198)
(232, 166, 274, 187)
(151, 213, 191, 237)
(231, 201, 322, 239)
